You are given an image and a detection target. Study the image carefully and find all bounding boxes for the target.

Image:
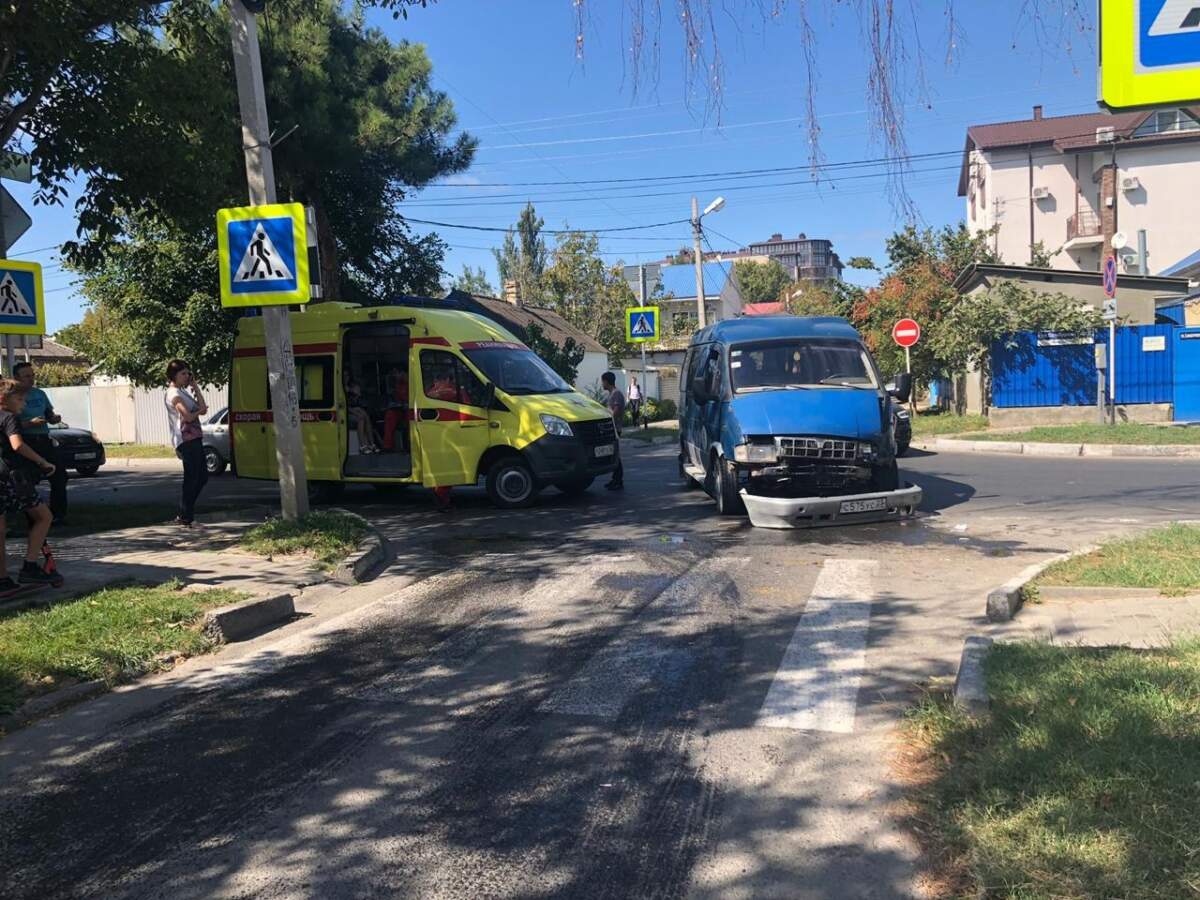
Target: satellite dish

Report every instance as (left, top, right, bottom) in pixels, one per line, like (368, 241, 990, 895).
(1111, 232, 1128, 250)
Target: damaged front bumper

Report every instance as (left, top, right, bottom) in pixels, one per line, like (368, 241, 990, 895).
(740, 483, 923, 529)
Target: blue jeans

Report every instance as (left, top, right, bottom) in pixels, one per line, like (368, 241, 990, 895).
(176, 438, 208, 523)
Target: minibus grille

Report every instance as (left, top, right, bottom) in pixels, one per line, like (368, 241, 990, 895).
(776, 436, 858, 461)
(575, 418, 617, 445)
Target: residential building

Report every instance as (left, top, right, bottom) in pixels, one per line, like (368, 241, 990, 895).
(959, 104, 1200, 275)
(443, 287, 610, 394)
(746, 233, 843, 282)
(653, 262, 746, 346)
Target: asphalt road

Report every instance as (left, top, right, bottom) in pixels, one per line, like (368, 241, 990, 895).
(3, 444, 1199, 898)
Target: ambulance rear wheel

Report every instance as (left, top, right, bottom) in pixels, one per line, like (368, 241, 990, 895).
(486, 457, 538, 509)
(308, 481, 345, 505)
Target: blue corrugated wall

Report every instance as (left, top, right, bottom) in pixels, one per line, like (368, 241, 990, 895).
(1159, 304, 1186, 325)
(991, 325, 1177, 408)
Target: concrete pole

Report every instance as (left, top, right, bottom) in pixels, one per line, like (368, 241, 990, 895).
(638, 264, 648, 421)
(1108, 319, 1117, 425)
(230, 0, 309, 518)
(691, 197, 707, 330)
(0, 213, 10, 375)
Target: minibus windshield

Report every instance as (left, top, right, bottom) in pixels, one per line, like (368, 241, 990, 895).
(730, 339, 879, 392)
(463, 342, 574, 395)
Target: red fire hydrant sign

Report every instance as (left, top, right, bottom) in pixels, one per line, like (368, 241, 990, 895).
(892, 318, 920, 347)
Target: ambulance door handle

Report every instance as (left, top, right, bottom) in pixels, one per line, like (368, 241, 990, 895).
(490, 421, 500, 429)
(419, 408, 438, 421)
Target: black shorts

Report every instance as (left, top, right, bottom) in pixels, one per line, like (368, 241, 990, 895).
(0, 471, 42, 518)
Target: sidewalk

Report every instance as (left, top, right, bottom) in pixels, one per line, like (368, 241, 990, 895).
(1001, 590, 1200, 648)
(3, 508, 327, 610)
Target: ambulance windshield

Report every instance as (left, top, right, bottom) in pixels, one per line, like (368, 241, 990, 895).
(463, 342, 573, 396)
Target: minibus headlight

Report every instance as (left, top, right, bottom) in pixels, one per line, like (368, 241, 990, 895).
(858, 441, 878, 460)
(539, 414, 574, 437)
(733, 441, 777, 464)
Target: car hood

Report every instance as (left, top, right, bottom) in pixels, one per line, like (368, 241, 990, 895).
(505, 391, 611, 422)
(729, 388, 885, 440)
(50, 428, 93, 440)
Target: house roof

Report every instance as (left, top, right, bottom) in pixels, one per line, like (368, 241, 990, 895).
(953, 262, 1191, 295)
(27, 339, 89, 365)
(741, 302, 786, 316)
(956, 107, 1200, 195)
(445, 291, 607, 355)
(1161, 248, 1200, 278)
(659, 262, 736, 299)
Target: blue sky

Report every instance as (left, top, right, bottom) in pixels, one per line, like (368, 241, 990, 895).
(8, 1, 1099, 332)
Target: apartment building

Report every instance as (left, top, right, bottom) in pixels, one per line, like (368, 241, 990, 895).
(746, 233, 843, 282)
(959, 105, 1200, 275)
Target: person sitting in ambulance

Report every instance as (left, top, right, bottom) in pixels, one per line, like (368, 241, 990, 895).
(382, 365, 410, 452)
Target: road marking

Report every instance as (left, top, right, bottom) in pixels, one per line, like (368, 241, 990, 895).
(539, 556, 749, 719)
(755, 559, 878, 733)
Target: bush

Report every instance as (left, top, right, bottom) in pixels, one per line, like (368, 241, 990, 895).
(641, 397, 677, 422)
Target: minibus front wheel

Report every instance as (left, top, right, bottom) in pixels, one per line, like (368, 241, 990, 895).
(486, 456, 539, 509)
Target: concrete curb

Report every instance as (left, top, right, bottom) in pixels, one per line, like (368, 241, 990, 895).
(106, 457, 179, 470)
(328, 509, 389, 585)
(202, 592, 295, 643)
(915, 437, 1200, 459)
(986, 546, 1098, 622)
(953, 636, 993, 715)
(0, 679, 107, 734)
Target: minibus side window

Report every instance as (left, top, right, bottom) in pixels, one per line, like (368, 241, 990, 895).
(265, 356, 334, 410)
(420, 350, 489, 407)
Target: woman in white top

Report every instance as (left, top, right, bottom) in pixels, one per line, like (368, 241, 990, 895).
(627, 375, 644, 429)
(164, 359, 209, 526)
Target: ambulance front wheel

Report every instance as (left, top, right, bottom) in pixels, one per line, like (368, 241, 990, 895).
(486, 457, 539, 509)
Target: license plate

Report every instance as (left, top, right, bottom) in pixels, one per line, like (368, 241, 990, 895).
(75, 452, 97, 460)
(594, 444, 615, 458)
(839, 497, 887, 514)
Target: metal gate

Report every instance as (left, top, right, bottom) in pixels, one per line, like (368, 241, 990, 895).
(1175, 328, 1200, 423)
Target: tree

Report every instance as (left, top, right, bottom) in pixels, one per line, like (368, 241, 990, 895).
(541, 230, 636, 363)
(524, 323, 585, 385)
(847, 257, 878, 271)
(732, 260, 793, 304)
(493, 203, 548, 303)
(784, 280, 859, 318)
(29, 362, 91, 387)
(1028, 240, 1055, 268)
(450, 265, 496, 297)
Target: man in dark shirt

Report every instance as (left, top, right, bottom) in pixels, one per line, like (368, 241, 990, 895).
(0, 379, 63, 592)
(601, 371, 625, 491)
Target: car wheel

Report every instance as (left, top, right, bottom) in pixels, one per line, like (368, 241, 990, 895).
(307, 481, 345, 505)
(708, 453, 745, 516)
(486, 457, 538, 509)
(75, 465, 100, 477)
(896, 440, 910, 457)
(555, 476, 594, 497)
(204, 447, 227, 475)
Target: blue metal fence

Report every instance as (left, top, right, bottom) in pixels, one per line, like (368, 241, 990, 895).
(991, 325, 1176, 408)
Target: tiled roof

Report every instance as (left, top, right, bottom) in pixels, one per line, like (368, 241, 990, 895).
(658, 262, 735, 299)
(446, 291, 607, 355)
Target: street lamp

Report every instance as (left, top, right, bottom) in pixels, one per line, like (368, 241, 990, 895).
(691, 195, 726, 329)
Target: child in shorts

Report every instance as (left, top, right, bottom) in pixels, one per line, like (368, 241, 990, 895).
(0, 379, 63, 594)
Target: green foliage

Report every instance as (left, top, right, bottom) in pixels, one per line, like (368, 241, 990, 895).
(1037, 522, 1200, 592)
(240, 510, 368, 570)
(642, 397, 677, 422)
(1028, 240, 1055, 267)
(450, 265, 496, 297)
(540, 228, 637, 363)
(932, 280, 1103, 374)
(846, 256, 878, 270)
(31, 362, 91, 387)
(494, 203, 548, 303)
(784, 281, 857, 318)
(732, 260, 793, 304)
(524, 323, 585, 385)
(884, 223, 1001, 278)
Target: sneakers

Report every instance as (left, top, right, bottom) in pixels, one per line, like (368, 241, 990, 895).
(19, 560, 63, 588)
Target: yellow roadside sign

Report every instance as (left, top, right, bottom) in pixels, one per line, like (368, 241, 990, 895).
(1100, 0, 1200, 109)
(216, 202, 310, 308)
(0, 259, 45, 335)
(626, 306, 660, 343)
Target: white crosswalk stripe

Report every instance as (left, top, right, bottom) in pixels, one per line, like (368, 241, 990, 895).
(755, 558, 878, 733)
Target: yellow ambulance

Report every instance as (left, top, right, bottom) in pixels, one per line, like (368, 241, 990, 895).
(230, 301, 620, 507)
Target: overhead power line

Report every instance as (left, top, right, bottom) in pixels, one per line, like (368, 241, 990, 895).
(403, 216, 691, 234)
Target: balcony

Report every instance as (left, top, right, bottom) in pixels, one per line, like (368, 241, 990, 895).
(1064, 210, 1104, 250)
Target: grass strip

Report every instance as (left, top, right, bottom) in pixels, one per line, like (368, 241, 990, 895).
(623, 427, 679, 444)
(104, 443, 179, 458)
(239, 510, 367, 570)
(910, 412, 990, 437)
(1038, 523, 1200, 594)
(0, 581, 244, 714)
(959, 423, 1200, 445)
(903, 639, 1200, 899)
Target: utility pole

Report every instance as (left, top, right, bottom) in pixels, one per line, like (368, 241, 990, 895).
(229, 0, 309, 518)
(638, 263, 649, 406)
(691, 197, 706, 330)
(0, 214, 10, 375)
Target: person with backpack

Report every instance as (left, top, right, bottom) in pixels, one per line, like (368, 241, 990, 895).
(0, 378, 64, 593)
(164, 359, 209, 527)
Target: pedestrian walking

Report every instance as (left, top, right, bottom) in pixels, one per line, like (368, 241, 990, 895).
(601, 371, 625, 491)
(164, 360, 209, 527)
(0, 379, 64, 592)
(627, 375, 644, 429)
(13, 362, 69, 525)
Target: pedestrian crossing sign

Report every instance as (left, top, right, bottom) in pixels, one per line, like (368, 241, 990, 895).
(0, 259, 44, 335)
(1100, 0, 1200, 108)
(626, 305, 660, 343)
(216, 202, 310, 308)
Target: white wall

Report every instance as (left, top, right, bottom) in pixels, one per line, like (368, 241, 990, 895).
(968, 139, 1200, 274)
(574, 351, 609, 398)
(42, 387, 92, 431)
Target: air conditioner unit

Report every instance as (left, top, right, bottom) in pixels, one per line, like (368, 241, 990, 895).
(1096, 126, 1116, 142)
(1031, 186, 1052, 200)
(1121, 176, 1142, 192)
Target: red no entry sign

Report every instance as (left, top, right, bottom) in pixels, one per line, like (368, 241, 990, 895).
(892, 318, 921, 348)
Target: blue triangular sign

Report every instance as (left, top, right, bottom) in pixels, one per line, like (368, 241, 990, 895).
(631, 313, 654, 337)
